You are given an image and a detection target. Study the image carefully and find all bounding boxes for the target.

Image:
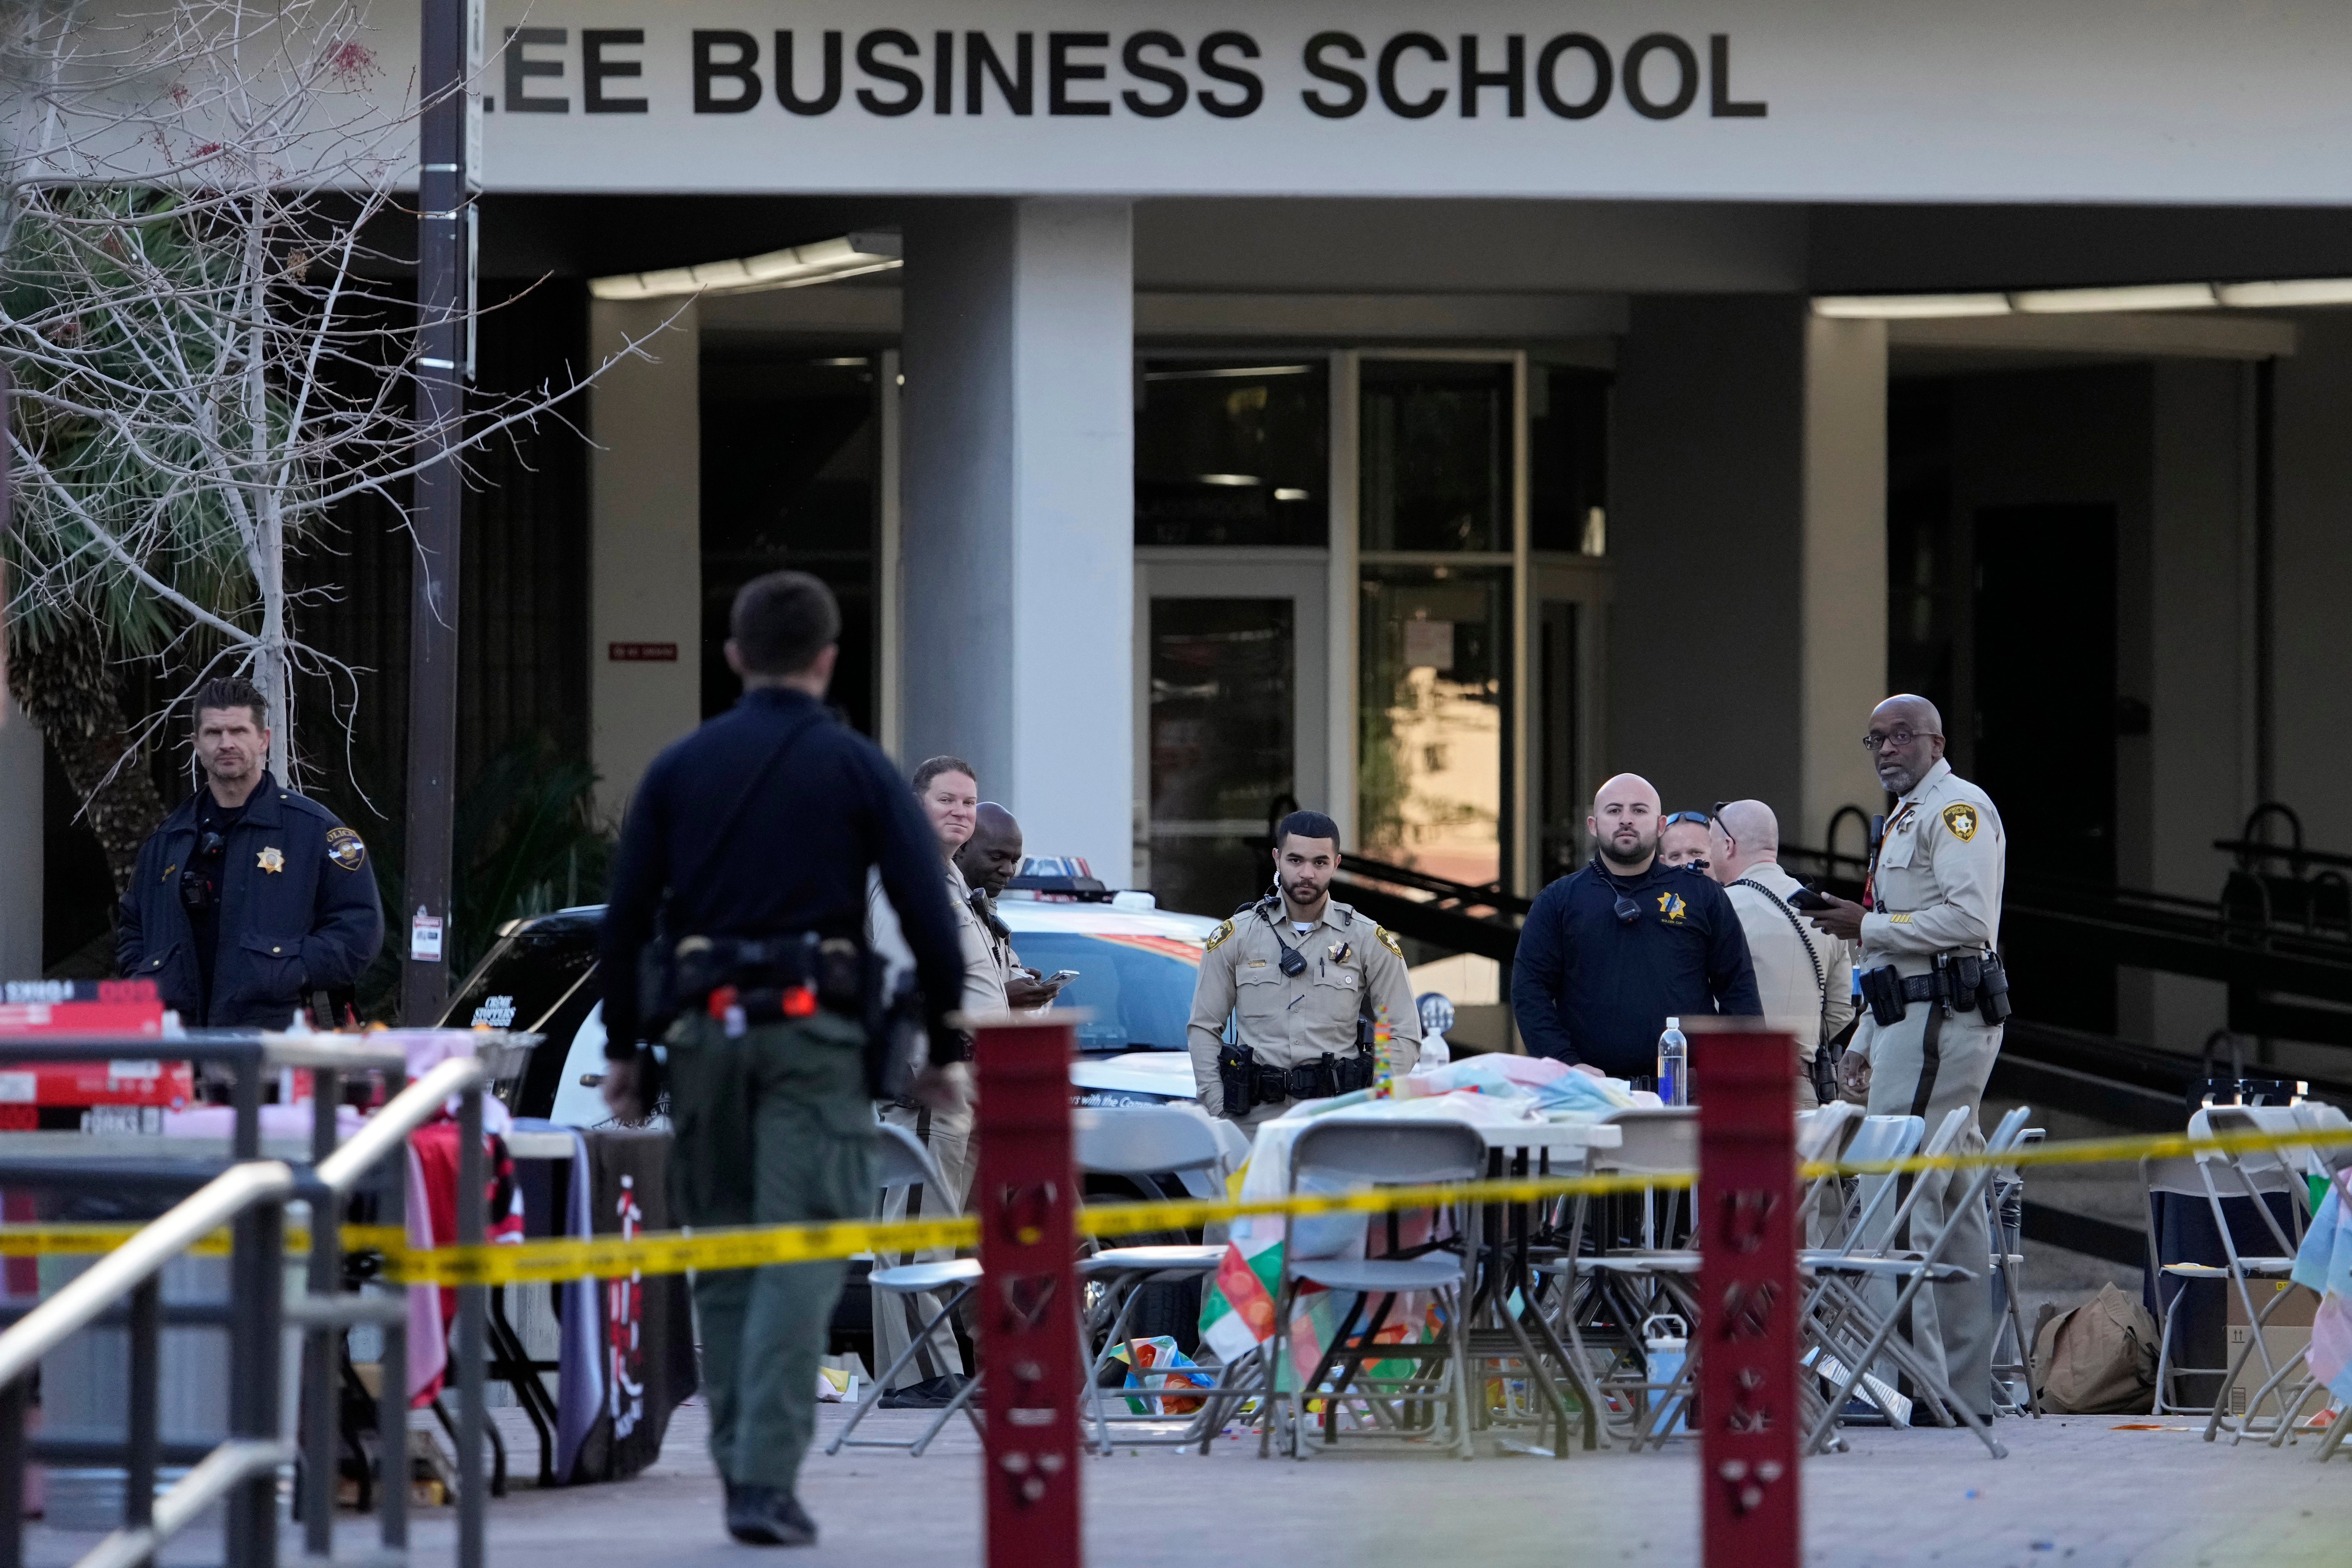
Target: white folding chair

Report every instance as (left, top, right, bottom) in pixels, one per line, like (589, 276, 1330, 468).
(1262, 1119, 1485, 1461)
(1802, 1106, 2026, 1458)
(1072, 1106, 1248, 1452)
(1985, 1128, 2045, 1417)
(2189, 1104, 2323, 1441)
(827, 1123, 983, 1458)
(1796, 1112, 1925, 1430)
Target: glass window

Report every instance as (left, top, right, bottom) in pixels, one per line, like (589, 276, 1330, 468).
(1357, 565, 1512, 889)
(1529, 365, 1610, 556)
(1359, 360, 1512, 553)
(1147, 598, 1294, 918)
(1010, 931, 1203, 1054)
(1135, 360, 1328, 547)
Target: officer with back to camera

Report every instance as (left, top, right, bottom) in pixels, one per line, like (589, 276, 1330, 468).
(1806, 693, 2010, 1423)
(118, 676, 382, 1027)
(597, 570, 965, 1548)
(1186, 811, 1420, 1126)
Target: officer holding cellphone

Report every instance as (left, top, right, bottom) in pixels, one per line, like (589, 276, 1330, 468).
(1805, 694, 2010, 1421)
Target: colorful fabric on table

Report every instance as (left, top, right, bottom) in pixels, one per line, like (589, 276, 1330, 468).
(2292, 1177, 2352, 1406)
(405, 1122, 527, 1406)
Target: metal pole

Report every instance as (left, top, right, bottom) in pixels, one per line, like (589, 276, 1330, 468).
(1690, 1022, 1800, 1568)
(375, 1069, 409, 1551)
(971, 1015, 1082, 1568)
(454, 1085, 485, 1568)
(228, 1047, 272, 1568)
(303, 1071, 342, 1556)
(399, 0, 472, 1025)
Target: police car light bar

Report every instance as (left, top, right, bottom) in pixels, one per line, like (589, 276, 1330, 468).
(589, 232, 903, 301)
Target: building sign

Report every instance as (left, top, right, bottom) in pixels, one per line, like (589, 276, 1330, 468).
(607, 642, 680, 662)
(426, 1, 2352, 202)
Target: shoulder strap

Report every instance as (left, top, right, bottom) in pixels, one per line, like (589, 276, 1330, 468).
(1731, 878, 1830, 1039)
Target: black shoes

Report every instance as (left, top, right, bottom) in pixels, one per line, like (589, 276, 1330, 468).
(724, 1481, 817, 1547)
(879, 1373, 969, 1409)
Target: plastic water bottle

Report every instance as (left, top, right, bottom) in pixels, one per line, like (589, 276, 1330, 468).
(1657, 1017, 1689, 1106)
(1643, 1313, 1689, 1433)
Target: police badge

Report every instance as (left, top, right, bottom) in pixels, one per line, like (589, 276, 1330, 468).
(1941, 803, 1979, 842)
(256, 846, 285, 874)
(326, 826, 367, 871)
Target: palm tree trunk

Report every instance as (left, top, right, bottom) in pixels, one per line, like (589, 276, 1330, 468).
(3, 619, 168, 895)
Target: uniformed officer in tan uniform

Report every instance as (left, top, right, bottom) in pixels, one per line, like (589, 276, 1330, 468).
(1809, 695, 2009, 1421)
(1186, 811, 1420, 1127)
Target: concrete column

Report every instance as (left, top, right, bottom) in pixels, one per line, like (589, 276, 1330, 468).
(588, 297, 700, 822)
(1610, 298, 1885, 850)
(0, 703, 42, 979)
(1801, 315, 1890, 844)
(901, 201, 1135, 884)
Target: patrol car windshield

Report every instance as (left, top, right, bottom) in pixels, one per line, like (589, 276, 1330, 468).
(1010, 932, 1199, 1054)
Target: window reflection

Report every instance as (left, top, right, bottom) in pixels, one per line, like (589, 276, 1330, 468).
(1135, 360, 1328, 547)
(1360, 360, 1511, 553)
(1357, 566, 1511, 889)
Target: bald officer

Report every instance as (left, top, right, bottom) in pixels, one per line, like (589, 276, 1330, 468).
(1187, 811, 1420, 1126)
(1809, 694, 2009, 1422)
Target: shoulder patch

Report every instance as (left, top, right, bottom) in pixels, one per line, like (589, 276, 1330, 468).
(325, 826, 367, 871)
(1203, 919, 1234, 952)
(1375, 926, 1403, 958)
(1940, 802, 1980, 843)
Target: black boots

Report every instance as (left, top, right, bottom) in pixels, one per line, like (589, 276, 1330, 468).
(724, 1481, 818, 1547)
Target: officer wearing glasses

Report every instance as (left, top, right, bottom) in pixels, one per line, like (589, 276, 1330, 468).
(1804, 694, 2009, 1423)
(117, 677, 382, 1027)
(1510, 773, 1762, 1080)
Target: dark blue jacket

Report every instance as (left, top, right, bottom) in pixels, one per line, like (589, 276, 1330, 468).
(1510, 857, 1763, 1078)
(599, 688, 966, 1060)
(117, 777, 385, 1027)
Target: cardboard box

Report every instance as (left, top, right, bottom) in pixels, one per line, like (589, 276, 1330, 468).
(2226, 1281, 2320, 1418)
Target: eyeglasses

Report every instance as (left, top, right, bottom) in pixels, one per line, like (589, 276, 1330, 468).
(1659, 812, 1711, 829)
(1861, 728, 1940, 754)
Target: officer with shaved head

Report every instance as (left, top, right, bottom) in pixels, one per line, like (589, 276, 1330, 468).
(1509, 772, 1762, 1080)
(1707, 799, 1855, 1108)
(1805, 694, 2010, 1423)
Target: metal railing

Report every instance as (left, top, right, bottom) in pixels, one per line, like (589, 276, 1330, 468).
(0, 1032, 496, 1568)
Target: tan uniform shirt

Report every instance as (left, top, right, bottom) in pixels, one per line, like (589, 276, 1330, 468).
(1722, 859, 1855, 1063)
(1185, 898, 1420, 1119)
(1858, 757, 2006, 985)
(945, 862, 1008, 1021)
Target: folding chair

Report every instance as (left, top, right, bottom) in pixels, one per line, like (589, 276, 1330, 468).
(2243, 1103, 2352, 1448)
(1802, 1105, 2027, 1458)
(826, 1123, 983, 1458)
(1262, 1119, 1485, 1461)
(1986, 1128, 2044, 1417)
(1072, 1106, 1253, 1453)
(2190, 1103, 2327, 1441)
(1538, 1108, 1698, 1449)
(1796, 1112, 1925, 1430)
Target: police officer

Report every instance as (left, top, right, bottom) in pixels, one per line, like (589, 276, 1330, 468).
(955, 803, 1067, 1011)
(1808, 694, 2009, 1422)
(598, 571, 964, 1547)
(1186, 811, 1419, 1126)
(118, 677, 381, 1026)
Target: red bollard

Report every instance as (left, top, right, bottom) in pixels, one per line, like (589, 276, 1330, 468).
(970, 1014, 1082, 1568)
(1689, 1021, 1801, 1568)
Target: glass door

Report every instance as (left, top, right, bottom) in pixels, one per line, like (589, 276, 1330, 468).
(1530, 558, 1610, 886)
(1135, 557, 1328, 919)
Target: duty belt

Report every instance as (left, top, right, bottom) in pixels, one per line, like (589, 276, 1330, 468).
(1858, 949, 2011, 1029)
(1216, 1042, 1376, 1117)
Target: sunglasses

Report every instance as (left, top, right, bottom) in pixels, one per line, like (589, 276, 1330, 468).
(1659, 812, 1711, 829)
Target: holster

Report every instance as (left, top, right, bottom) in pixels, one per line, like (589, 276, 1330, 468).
(1860, 964, 1908, 1027)
(1975, 951, 2013, 1025)
(1218, 1043, 1258, 1116)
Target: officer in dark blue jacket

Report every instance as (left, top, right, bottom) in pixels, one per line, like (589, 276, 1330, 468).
(118, 678, 383, 1028)
(1511, 772, 1762, 1078)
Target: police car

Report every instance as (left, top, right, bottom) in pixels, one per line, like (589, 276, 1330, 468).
(437, 877, 1224, 1126)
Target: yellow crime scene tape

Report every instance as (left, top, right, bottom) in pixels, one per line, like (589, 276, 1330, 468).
(2, 1122, 2347, 1286)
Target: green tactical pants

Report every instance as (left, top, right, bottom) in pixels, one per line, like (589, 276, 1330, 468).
(666, 1008, 876, 1491)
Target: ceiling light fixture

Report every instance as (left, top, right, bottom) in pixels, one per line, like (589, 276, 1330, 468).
(589, 232, 902, 301)
(1814, 275, 2352, 321)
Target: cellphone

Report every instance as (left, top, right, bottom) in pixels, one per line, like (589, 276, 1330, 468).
(1044, 969, 1079, 985)
(1785, 888, 1833, 911)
